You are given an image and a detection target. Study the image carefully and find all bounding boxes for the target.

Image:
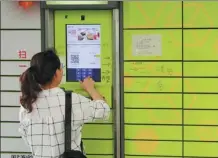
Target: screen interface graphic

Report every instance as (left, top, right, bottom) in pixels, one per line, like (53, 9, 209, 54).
(66, 24, 101, 82)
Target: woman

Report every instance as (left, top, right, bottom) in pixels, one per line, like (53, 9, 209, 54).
(19, 49, 110, 158)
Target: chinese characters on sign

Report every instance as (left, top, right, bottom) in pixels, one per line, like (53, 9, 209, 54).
(18, 50, 27, 59)
(132, 34, 162, 56)
(11, 155, 33, 158)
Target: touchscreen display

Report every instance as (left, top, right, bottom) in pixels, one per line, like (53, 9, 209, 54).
(66, 24, 101, 82)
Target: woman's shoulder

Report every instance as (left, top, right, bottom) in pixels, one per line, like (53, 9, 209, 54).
(38, 87, 65, 96)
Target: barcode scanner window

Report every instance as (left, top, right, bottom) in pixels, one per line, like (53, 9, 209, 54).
(19, 87, 110, 158)
(70, 55, 80, 64)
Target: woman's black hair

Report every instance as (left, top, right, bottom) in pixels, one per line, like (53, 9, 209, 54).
(20, 49, 61, 112)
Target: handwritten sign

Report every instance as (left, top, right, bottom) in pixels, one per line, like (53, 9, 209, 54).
(102, 75, 110, 83)
(124, 78, 182, 92)
(124, 62, 182, 76)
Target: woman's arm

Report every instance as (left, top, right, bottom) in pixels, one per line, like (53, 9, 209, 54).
(71, 77, 110, 124)
(71, 93, 110, 124)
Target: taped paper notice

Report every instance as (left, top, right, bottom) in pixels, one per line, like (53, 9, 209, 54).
(132, 34, 162, 56)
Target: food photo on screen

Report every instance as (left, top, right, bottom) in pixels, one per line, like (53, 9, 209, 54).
(77, 28, 100, 41)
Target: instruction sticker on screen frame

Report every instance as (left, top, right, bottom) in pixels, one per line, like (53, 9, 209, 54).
(132, 34, 162, 56)
(66, 24, 101, 82)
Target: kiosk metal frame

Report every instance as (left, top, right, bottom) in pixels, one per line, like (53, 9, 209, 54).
(41, 1, 119, 10)
(40, 2, 124, 158)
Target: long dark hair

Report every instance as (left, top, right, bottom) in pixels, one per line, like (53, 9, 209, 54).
(20, 49, 61, 112)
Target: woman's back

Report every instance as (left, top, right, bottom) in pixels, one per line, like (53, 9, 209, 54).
(19, 87, 110, 158)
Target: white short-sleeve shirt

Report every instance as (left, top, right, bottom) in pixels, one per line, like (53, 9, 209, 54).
(19, 87, 110, 158)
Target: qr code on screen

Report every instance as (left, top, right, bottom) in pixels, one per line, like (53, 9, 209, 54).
(71, 55, 79, 64)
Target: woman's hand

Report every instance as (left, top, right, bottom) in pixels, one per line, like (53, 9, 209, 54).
(80, 77, 104, 101)
(80, 77, 95, 92)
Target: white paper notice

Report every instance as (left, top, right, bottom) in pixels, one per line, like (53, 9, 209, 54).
(66, 24, 101, 69)
(132, 34, 162, 56)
